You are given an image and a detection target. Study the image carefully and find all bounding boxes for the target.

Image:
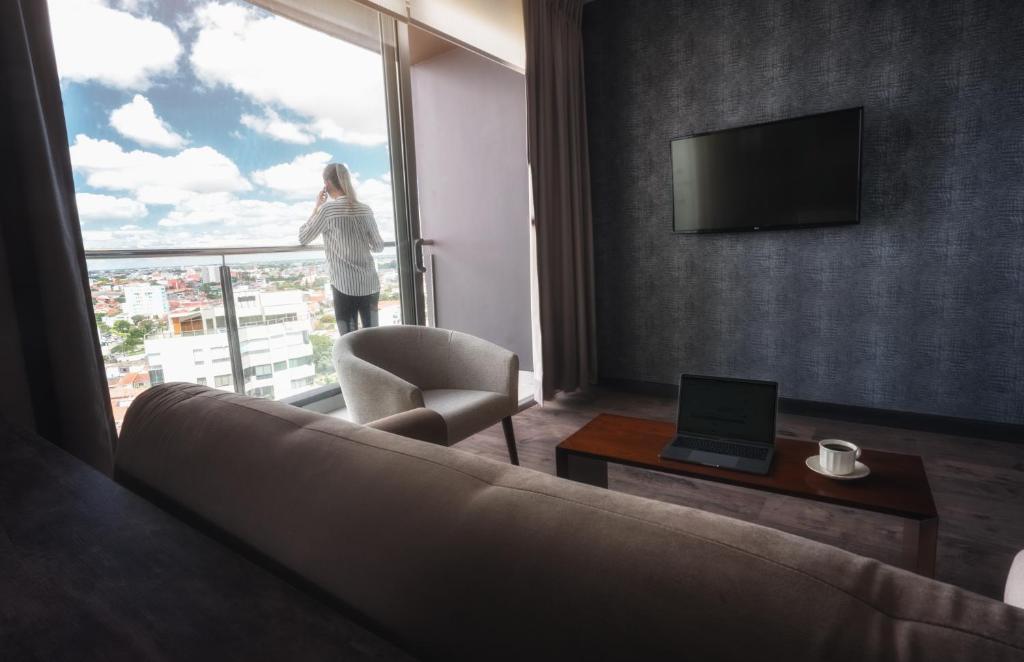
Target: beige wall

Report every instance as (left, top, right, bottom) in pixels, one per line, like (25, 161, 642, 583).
(410, 45, 532, 369)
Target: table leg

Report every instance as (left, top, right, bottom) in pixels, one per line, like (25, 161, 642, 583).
(903, 516, 938, 577)
(556, 449, 609, 488)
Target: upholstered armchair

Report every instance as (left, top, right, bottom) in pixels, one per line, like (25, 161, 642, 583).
(333, 326, 520, 464)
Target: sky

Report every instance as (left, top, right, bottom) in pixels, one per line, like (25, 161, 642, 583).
(47, 0, 396, 250)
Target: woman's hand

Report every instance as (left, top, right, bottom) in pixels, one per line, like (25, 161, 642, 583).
(314, 188, 328, 211)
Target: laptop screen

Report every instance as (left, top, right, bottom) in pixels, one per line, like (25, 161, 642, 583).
(677, 375, 778, 445)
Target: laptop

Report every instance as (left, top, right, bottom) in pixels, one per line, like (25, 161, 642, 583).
(659, 374, 778, 476)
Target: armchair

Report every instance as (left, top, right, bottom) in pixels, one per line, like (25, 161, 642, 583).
(333, 326, 520, 464)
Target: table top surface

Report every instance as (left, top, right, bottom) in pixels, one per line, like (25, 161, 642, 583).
(557, 413, 937, 520)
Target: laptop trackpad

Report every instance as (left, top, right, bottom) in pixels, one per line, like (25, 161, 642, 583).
(689, 450, 740, 468)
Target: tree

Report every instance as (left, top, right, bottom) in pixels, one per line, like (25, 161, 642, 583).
(112, 320, 133, 337)
(310, 334, 334, 375)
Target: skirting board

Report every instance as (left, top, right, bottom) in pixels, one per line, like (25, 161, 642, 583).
(600, 378, 1024, 444)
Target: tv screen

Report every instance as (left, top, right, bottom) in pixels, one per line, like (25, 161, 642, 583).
(671, 108, 862, 233)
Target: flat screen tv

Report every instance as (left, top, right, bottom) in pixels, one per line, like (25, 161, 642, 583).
(671, 107, 862, 233)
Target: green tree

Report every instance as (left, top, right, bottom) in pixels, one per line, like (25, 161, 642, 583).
(310, 334, 334, 376)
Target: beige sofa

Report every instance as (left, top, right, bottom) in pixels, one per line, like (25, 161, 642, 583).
(116, 384, 1024, 661)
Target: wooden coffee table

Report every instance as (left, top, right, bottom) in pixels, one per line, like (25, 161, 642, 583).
(556, 413, 939, 576)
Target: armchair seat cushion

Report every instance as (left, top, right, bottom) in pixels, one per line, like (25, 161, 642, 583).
(422, 389, 511, 443)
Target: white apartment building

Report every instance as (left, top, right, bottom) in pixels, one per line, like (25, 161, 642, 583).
(143, 289, 316, 401)
(123, 284, 170, 318)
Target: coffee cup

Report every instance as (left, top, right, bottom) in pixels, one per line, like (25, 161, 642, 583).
(819, 439, 860, 476)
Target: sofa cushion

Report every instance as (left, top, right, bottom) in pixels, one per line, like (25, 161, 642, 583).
(116, 384, 1024, 662)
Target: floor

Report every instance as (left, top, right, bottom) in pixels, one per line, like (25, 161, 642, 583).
(452, 387, 1024, 600)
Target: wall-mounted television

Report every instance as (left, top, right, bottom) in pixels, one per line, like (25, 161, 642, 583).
(671, 108, 862, 234)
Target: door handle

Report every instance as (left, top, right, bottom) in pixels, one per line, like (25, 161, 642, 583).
(414, 238, 434, 273)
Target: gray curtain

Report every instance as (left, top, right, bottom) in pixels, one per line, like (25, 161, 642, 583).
(0, 0, 116, 472)
(524, 0, 597, 399)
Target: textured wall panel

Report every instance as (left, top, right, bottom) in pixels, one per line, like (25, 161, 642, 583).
(582, 0, 1024, 424)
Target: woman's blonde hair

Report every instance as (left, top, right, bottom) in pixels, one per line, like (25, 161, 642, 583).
(323, 162, 357, 201)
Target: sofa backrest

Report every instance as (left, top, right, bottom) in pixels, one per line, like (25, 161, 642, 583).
(116, 384, 1024, 662)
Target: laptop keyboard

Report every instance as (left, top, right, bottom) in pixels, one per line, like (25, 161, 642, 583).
(674, 436, 769, 461)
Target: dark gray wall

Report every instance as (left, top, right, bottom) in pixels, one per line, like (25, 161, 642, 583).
(583, 0, 1024, 424)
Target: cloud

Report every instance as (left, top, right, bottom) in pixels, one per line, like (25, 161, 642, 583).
(69, 134, 251, 205)
(251, 152, 331, 199)
(240, 108, 315, 144)
(156, 194, 309, 232)
(190, 2, 388, 146)
(75, 192, 148, 222)
(110, 95, 188, 149)
(48, 0, 181, 90)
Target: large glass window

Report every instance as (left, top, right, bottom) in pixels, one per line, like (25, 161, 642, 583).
(49, 0, 403, 428)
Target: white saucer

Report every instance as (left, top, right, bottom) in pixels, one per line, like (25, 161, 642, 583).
(805, 455, 870, 480)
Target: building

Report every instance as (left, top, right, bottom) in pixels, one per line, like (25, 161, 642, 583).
(144, 290, 316, 401)
(123, 284, 169, 318)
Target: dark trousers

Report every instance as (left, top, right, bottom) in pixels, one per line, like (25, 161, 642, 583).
(332, 287, 379, 335)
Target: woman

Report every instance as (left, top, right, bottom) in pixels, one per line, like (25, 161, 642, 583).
(299, 163, 384, 334)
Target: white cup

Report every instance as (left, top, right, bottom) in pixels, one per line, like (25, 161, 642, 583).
(819, 439, 861, 475)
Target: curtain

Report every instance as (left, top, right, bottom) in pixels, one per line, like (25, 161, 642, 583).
(524, 0, 596, 400)
(0, 0, 116, 473)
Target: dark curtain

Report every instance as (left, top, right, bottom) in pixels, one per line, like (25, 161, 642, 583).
(0, 0, 116, 473)
(524, 0, 597, 399)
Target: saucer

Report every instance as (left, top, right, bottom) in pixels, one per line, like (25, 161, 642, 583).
(805, 455, 870, 481)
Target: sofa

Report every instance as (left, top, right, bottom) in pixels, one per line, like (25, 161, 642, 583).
(116, 383, 1024, 661)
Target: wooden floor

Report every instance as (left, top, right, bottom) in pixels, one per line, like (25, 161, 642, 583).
(456, 387, 1024, 600)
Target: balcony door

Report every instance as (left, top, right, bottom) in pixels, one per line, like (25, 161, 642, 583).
(405, 27, 533, 370)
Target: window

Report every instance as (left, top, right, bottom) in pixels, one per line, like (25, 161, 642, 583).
(288, 356, 313, 368)
(265, 313, 299, 324)
(197, 377, 208, 386)
(244, 364, 273, 380)
(149, 367, 165, 385)
(246, 386, 275, 399)
(51, 0, 402, 427)
(273, 361, 287, 371)
(291, 376, 315, 389)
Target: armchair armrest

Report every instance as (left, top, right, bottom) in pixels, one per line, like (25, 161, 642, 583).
(1006, 550, 1024, 609)
(366, 408, 448, 446)
(446, 331, 519, 410)
(333, 346, 424, 424)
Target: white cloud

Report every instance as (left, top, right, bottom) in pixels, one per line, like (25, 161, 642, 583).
(110, 95, 188, 149)
(251, 152, 332, 199)
(82, 226, 158, 247)
(190, 2, 388, 146)
(48, 0, 181, 90)
(75, 192, 148, 221)
(157, 194, 308, 232)
(69, 134, 252, 205)
(240, 108, 315, 144)
(112, 0, 155, 12)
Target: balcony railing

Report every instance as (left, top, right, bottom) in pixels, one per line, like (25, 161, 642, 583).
(87, 243, 397, 414)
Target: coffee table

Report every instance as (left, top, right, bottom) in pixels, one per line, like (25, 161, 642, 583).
(555, 413, 939, 576)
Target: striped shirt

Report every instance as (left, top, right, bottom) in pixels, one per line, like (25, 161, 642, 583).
(298, 196, 384, 296)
